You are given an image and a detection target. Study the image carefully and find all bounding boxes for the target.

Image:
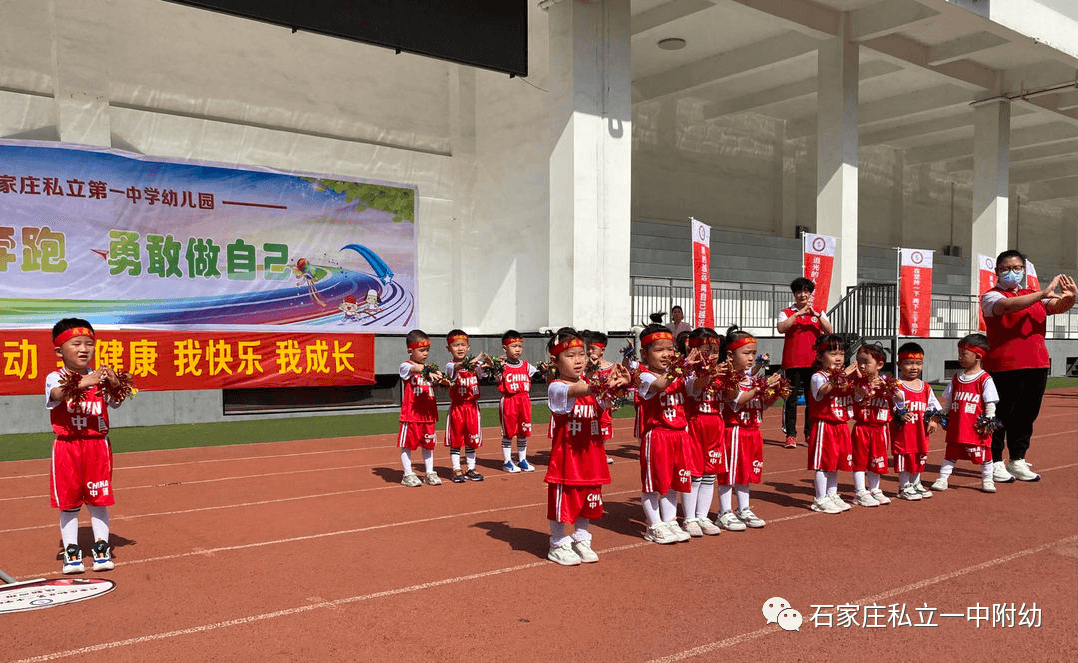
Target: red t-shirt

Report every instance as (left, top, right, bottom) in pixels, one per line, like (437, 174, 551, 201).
(47, 370, 111, 440)
(982, 287, 1050, 372)
(945, 371, 995, 447)
(545, 384, 610, 485)
(399, 362, 437, 423)
(779, 306, 825, 369)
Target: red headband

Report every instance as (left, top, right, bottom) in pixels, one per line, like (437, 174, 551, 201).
(898, 352, 924, 361)
(446, 333, 468, 345)
(959, 343, 986, 358)
(550, 337, 584, 358)
(727, 336, 756, 351)
(641, 330, 673, 347)
(589, 342, 606, 351)
(503, 336, 523, 346)
(407, 339, 430, 350)
(686, 337, 706, 348)
(53, 327, 94, 347)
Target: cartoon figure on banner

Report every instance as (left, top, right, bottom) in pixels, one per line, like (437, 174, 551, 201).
(338, 295, 360, 321)
(293, 258, 326, 307)
(338, 289, 383, 322)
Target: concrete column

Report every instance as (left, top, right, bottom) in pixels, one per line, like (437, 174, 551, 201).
(815, 17, 859, 307)
(50, 0, 111, 146)
(970, 100, 1010, 293)
(547, 0, 631, 330)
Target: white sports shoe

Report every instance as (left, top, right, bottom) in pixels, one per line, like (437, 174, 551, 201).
(992, 461, 1016, 483)
(853, 490, 878, 507)
(400, 472, 422, 487)
(547, 543, 582, 566)
(571, 540, 599, 563)
(1006, 459, 1040, 482)
(981, 478, 996, 493)
(697, 517, 722, 535)
(735, 508, 765, 528)
(869, 489, 891, 505)
(644, 522, 679, 544)
(898, 484, 922, 501)
(666, 521, 692, 542)
(716, 511, 747, 531)
(913, 481, 933, 498)
(681, 518, 704, 538)
(930, 477, 948, 491)
(829, 494, 851, 511)
(810, 497, 842, 513)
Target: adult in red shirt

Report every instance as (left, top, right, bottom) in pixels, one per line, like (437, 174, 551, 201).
(776, 277, 832, 448)
(980, 250, 1076, 483)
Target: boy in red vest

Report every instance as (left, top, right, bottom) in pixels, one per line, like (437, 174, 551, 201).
(497, 330, 538, 472)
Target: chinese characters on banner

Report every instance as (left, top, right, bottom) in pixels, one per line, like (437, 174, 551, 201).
(803, 233, 836, 310)
(690, 218, 714, 328)
(0, 330, 375, 395)
(899, 249, 933, 337)
(977, 254, 997, 332)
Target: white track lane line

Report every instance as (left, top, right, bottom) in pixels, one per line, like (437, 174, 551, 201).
(645, 534, 1078, 663)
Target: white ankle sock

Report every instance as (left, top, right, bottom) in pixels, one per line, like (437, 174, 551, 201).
(696, 475, 716, 519)
(88, 506, 109, 542)
(939, 459, 955, 480)
(981, 461, 993, 481)
(814, 471, 828, 499)
(853, 471, 866, 493)
(735, 485, 750, 511)
(422, 448, 434, 473)
(642, 492, 661, 525)
(60, 509, 80, 547)
(867, 472, 881, 492)
(659, 491, 678, 522)
(400, 450, 413, 475)
(570, 517, 591, 542)
(717, 485, 733, 513)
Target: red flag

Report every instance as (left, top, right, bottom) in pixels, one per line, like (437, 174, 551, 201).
(1025, 259, 1040, 290)
(899, 249, 933, 337)
(977, 254, 997, 332)
(803, 233, 836, 310)
(691, 218, 714, 328)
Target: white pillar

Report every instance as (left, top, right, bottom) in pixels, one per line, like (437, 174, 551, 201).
(815, 18, 859, 308)
(970, 100, 1010, 293)
(50, 0, 111, 146)
(547, 0, 631, 330)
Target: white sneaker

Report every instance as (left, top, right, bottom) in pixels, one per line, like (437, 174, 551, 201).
(716, 511, 747, 531)
(644, 522, 679, 544)
(666, 521, 692, 542)
(810, 497, 842, 513)
(1006, 459, 1040, 482)
(898, 484, 922, 501)
(992, 461, 1016, 483)
(981, 478, 996, 493)
(400, 472, 422, 487)
(681, 518, 704, 538)
(423, 471, 442, 486)
(930, 477, 948, 491)
(697, 517, 722, 535)
(547, 543, 582, 566)
(571, 540, 599, 563)
(736, 508, 765, 528)
(829, 494, 851, 511)
(913, 481, 932, 498)
(869, 489, 891, 505)
(853, 490, 878, 507)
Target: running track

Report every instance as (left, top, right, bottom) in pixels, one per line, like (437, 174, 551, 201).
(2, 389, 1074, 662)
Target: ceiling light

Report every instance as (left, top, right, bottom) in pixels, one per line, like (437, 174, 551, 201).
(657, 38, 686, 51)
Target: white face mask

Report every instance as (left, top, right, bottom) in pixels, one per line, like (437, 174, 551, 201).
(998, 269, 1024, 289)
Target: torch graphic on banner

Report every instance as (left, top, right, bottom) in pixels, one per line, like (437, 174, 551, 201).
(899, 249, 933, 337)
(691, 217, 714, 328)
(976, 254, 997, 332)
(803, 233, 836, 310)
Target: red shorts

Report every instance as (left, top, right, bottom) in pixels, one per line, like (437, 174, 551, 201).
(50, 437, 115, 510)
(721, 426, 764, 486)
(639, 428, 692, 494)
(398, 421, 437, 450)
(893, 452, 927, 474)
(547, 483, 603, 523)
(808, 421, 853, 472)
(688, 415, 726, 476)
(852, 425, 890, 474)
(600, 409, 613, 441)
(445, 404, 482, 449)
(945, 442, 989, 464)
(499, 395, 532, 439)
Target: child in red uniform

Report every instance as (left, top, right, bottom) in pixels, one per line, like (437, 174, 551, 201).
(635, 324, 694, 544)
(891, 342, 940, 500)
(776, 277, 833, 448)
(444, 329, 486, 483)
(47, 319, 125, 574)
(498, 330, 538, 473)
(544, 328, 630, 566)
(716, 327, 784, 530)
(807, 335, 858, 514)
(850, 344, 896, 507)
(584, 330, 617, 465)
(682, 328, 727, 536)
(398, 330, 442, 487)
(931, 334, 999, 493)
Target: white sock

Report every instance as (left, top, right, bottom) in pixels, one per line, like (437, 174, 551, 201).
(939, 459, 955, 480)
(465, 448, 477, 471)
(913, 472, 922, 486)
(659, 491, 678, 523)
(571, 517, 591, 542)
(814, 471, 828, 499)
(642, 492, 661, 525)
(422, 448, 434, 474)
(681, 477, 701, 520)
(517, 438, 528, 463)
(854, 471, 867, 493)
(718, 485, 733, 513)
(88, 506, 110, 542)
(549, 520, 570, 547)
(450, 450, 462, 471)
(400, 450, 413, 475)
(501, 439, 512, 463)
(826, 472, 838, 496)
(982, 461, 993, 481)
(696, 475, 716, 520)
(735, 485, 750, 511)
(60, 509, 80, 547)
(868, 472, 881, 492)
(898, 470, 911, 487)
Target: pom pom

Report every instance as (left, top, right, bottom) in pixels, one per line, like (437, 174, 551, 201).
(420, 362, 451, 389)
(975, 415, 1002, 437)
(58, 370, 88, 404)
(588, 371, 632, 412)
(484, 356, 506, 384)
(621, 341, 636, 362)
(827, 368, 853, 394)
(102, 372, 137, 405)
(892, 403, 910, 424)
(534, 361, 558, 383)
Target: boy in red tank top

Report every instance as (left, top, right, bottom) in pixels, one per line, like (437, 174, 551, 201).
(497, 330, 538, 473)
(931, 334, 1000, 494)
(443, 329, 487, 483)
(891, 342, 941, 500)
(47, 319, 127, 574)
(398, 330, 443, 487)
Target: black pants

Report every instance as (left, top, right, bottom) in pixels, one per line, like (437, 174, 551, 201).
(782, 367, 815, 439)
(990, 368, 1049, 463)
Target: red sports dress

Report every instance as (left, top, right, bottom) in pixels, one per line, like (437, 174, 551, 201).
(685, 378, 726, 476)
(636, 370, 692, 494)
(721, 377, 766, 485)
(444, 362, 482, 449)
(46, 370, 117, 510)
(943, 371, 997, 464)
(398, 361, 438, 450)
(498, 360, 536, 439)
(807, 371, 854, 472)
(890, 381, 939, 473)
(852, 389, 892, 474)
(545, 382, 610, 522)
